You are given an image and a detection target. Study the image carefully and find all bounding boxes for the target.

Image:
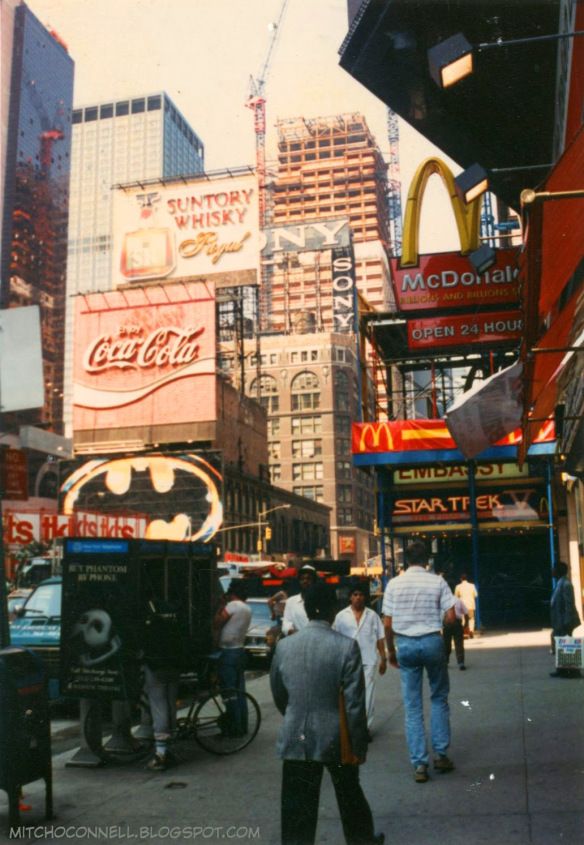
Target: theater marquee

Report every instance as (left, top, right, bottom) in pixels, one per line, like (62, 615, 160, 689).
(391, 487, 548, 527)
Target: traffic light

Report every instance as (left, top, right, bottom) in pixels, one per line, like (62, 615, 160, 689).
(265, 526, 272, 540)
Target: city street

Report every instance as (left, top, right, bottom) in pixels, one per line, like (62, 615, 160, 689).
(1, 630, 583, 845)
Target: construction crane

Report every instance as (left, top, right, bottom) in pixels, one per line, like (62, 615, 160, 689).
(246, 0, 290, 228)
(386, 108, 403, 257)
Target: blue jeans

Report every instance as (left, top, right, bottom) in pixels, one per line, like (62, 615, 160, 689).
(396, 633, 450, 767)
(218, 648, 248, 734)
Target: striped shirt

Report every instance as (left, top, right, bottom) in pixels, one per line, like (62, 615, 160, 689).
(382, 567, 455, 636)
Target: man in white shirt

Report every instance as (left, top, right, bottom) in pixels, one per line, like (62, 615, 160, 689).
(455, 574, 478, 637)
(213, 579, 252, 735)
(282, 565, 317, 635)
(383, 541, 456, 783)
(333, 585, 386, 738)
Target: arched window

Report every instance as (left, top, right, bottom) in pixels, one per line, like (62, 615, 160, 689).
(291, 371, 320, 411)
(249, 374, 279, 414)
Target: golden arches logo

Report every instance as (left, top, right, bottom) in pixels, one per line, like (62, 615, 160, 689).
(357, 423, 395, 453)
(401, 157, 482, 268)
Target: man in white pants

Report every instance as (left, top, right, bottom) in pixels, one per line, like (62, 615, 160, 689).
(334, 585, 386, 740)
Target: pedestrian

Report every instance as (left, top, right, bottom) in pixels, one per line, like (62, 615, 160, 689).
(270, 580, 384, 845)
(383, 540, 456, 783)
(267, 587, 288, 656)
(268, 588, 288, 625)
(281, 564, 317, 635)
(213, 579, 252, 735)
(549, 561, 582, 679)
(142, 596, 184, 771)
(454, 573, 478, 637)
(442, 596, 467, 670)
(333, 584, 386, 739)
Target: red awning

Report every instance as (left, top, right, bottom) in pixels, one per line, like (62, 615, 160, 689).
(520, 127, 584, 460)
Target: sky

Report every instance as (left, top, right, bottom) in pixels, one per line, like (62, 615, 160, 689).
(26, 0, 461, 251)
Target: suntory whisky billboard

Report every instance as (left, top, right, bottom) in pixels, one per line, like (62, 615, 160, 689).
(111, 170, 260, 287)
(73, 281, 216, 433)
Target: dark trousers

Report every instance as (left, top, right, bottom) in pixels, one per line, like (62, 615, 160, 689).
(443, 619, 465, 665)
(281, 759, 375, 845)
(218, 648, 248, 733)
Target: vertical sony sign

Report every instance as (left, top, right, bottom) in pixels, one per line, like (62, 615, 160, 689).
(332, 246, 356, 333)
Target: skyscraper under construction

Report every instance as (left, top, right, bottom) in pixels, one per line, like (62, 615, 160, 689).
(264, 113, 394, 331)
(249, 113, 394, 565)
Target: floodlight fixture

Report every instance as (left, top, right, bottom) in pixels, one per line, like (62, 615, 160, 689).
(468, 244, 496, 275)
(429, 30, 584, 89)
(455, 163, 489, 204)
(428, 33, 473, 88)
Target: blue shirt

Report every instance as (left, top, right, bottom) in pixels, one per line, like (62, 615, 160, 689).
(382, 567, 455, 636)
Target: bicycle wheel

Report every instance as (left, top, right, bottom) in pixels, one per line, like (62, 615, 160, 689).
(192, 688, 261, 755)
(83, 700, 152, 765)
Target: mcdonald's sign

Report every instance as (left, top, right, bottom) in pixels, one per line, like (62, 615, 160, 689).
(353, 420, 454, 454)
(391, 158, 520, 312)
(352, 419, 555, 456)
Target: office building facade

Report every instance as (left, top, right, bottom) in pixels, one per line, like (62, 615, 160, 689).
(1, 2, 74, 432)
(246, 331, 376, 565)
(67, 92, 205, 295)
(244, 113, 395, 565)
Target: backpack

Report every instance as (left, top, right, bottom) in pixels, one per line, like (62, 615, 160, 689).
(142, 599, 186, 670)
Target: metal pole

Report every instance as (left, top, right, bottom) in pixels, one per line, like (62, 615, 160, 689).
(467, 462, 481, 630)
(378, 480, 387, 587)
(545, 457, 556, 575)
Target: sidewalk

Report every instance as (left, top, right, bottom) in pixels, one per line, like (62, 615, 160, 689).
(1, 630, 583, 844)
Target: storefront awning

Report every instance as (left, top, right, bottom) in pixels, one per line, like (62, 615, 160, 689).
(519, 127, 584, 462)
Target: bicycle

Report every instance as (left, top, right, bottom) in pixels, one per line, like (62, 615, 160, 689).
(82, 654, 261, 763)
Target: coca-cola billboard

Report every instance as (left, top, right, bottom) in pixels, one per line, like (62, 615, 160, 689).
(73, 281, 216, 432)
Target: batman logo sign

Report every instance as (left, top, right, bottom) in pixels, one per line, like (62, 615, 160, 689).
(60, 452, 223, 542)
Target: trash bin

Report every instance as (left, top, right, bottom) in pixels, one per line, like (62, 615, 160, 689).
(0, 647, 53, 830)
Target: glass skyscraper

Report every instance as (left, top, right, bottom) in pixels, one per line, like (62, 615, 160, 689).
(1, 2, 74, 433)
(67, 92, 205, 294)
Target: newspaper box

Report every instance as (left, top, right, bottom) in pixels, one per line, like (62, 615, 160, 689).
(0, 647, 53, 830)
(554, 637, 584, 670)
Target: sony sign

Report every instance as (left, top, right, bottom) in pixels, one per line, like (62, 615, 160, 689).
(262, 218, 351, 254)
(332, 246, 356, 334)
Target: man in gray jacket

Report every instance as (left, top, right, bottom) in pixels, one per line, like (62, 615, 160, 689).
(270, 581, 383, 845)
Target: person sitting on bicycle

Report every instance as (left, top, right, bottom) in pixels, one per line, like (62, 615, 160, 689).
(213, 579, 252, 736)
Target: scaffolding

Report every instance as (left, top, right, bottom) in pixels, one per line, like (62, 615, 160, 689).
(216, 284, 259, 394)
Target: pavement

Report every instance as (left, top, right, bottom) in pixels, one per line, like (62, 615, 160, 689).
(1, 629, 583, 845)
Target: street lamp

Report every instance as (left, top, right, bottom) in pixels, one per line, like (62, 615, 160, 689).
(257, 504, 291, 554)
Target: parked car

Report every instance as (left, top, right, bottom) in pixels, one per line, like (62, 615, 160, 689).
(16, 557, 53, 588)
(245, 598, 280, 662)
(10, 576, 62, 699)
(7, 588, 33, 621)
